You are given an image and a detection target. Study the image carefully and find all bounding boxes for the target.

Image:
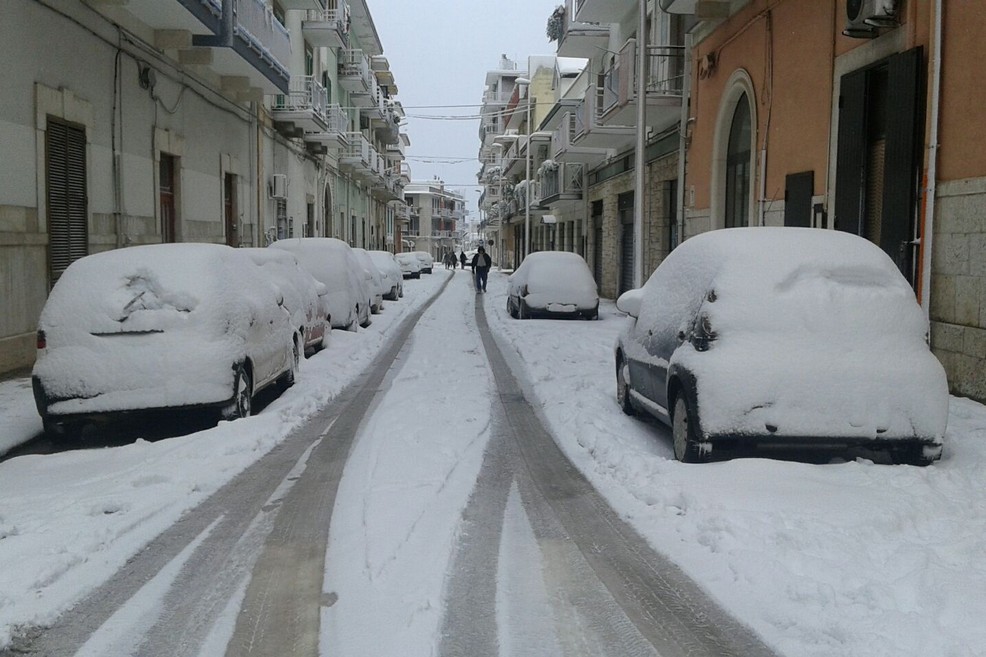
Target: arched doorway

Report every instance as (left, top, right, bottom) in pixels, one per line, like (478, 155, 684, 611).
(725, 93, 751, 228)
(710, 70, 757, 229)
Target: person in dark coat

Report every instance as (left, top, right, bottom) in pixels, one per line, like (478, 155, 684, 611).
(459, 250, 467, 270)
(470, 246, 492, 292)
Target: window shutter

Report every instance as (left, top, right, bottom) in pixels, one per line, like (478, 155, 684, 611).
(834, 69, 867, 235)
(46, 120, 87, 285)
(881, 47, 923, 281)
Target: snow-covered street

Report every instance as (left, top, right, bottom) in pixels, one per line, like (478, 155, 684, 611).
(1, 268, 986, 656)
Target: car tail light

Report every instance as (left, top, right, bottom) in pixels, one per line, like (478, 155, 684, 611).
(36, 330, 46, 350)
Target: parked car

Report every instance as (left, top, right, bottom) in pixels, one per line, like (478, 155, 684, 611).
(396, 252, 422, 279)
(32, 243, 298, 439)
(506, 252, 599, 320)
(412, 251, 434, 274)
(352, 248, 385, 314)
(270, 238, 371, 331)
(614, 227, 949, 465)
(368, 250, 404, 300)
(243, 248, 330, 355)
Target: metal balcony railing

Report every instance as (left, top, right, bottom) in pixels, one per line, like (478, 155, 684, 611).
(340, 132, 372, 168)
(272, 75, 328, 120)
(540, 162, 584, 200)
(339, 49, 373, 92)
(326, 104, 348, 134)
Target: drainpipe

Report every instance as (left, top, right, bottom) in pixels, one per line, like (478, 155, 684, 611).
(921, 0, 943, 318)
(632, 0, 647, 288)
(675, 32, 692, 248)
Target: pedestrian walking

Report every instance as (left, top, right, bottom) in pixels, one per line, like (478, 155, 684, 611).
(470, 246, 492, 292)
(459, 250, 467, 270)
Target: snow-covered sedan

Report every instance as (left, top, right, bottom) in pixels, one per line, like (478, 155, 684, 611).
(352, 248, 385, 314)
(412, 251, 434, 274)
(507, 251, 599, 320)
(271, 238, 371, 331)
(32, 244, 297, 440)
(368, 250, 404, 300)
(615, 227, 949, 465)
(243, 248, 330, 356)
(395, 252, 422, 279)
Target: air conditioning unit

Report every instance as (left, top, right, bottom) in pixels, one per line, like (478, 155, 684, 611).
(843, 0, 898, 38)
(270, 173, 288, 199)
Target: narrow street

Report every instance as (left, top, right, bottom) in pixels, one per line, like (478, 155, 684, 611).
(0, 271, 777, 657)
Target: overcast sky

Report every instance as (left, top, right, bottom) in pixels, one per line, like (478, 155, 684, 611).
(372, 0, 563, 222)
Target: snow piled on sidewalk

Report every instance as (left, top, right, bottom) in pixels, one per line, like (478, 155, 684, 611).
(483, 270, 986, 657)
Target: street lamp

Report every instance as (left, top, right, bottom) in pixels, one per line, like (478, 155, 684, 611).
(515, 77, 532, 260)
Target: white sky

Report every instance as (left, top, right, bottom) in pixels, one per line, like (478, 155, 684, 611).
(372, 0, 564, 221)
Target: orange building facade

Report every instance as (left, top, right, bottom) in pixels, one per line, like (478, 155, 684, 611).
(680, 0, 986, 402)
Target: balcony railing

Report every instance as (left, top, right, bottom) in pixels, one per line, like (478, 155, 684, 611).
(539, 162, 584, 203)
(303, 2, 349, 49)
(236, 0, 291, 80)
(556, 0, 610, 58)
(598, 39, 685, 128)
(271, 75, 328, 129)
(339, 49, 373, 95)
(340, 132, 372, 171)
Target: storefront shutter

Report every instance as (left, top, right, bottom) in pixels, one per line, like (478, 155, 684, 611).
(834, 69, 867, 235)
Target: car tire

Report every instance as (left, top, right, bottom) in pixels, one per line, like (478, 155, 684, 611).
(282, 334, 301, 390)
(891, 443, 938, 466)
(616, 358, 635, 416)
(672, 394, 705, 463)
(43, 418, 84, 445)
(221, 364, 252, 421)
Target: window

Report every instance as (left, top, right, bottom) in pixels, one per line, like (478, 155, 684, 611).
(724, 93, 751, 228)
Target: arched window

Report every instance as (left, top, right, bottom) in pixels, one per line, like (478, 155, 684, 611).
(725, 93, 751, 228)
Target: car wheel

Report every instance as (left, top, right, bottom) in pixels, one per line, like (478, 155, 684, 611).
(221, 364, 252, 421)
(616, 358, 635, 416)
(43, 418, 84, 445)
(891, 443, 939, 466)
(283, 334, 301, 390)
(672, 394, 705, 463)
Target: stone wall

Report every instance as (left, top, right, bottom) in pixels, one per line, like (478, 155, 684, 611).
(930, 177, 986, 402)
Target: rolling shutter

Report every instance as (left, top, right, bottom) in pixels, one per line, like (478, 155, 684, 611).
(47, 120, 88, 284)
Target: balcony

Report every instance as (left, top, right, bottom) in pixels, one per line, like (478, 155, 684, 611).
(279, 0, 324, 9)
(599, 39, 685, 130)
(271, 76, 328, 133)
(555, 0, 610, 58)
(339, 132, 372, 173)
(363, 82, 387, 121)
(573, 0, 632, 23)
(186, 0, 292, 94)
(339, 49, 374, 99)
(303, 3, 348, 49)
(552, 112, 609, 166)
(538, 162, 584, 208)
(660, 0, 732, 19)
(304, 104, 349, 149)
(572, 85, 634, 150)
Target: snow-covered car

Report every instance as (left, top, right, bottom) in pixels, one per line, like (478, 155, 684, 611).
(395, 252, 422, 279)
(412, 251, 434, 274)
(270, 238, 371, 331)
(615, 227, 949, 465)
(506, 251, 599, 320)
(352, 248, 385, 314)
(243, 248, 330, 356)
(32, 243, 298, 439)
(368, 250, 404, 300)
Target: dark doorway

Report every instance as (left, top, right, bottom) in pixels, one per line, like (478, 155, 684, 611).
(224, 173, 238, 247)
(725, 93, 751, 228)
(784, 172, 813, 228)
(618, 191, 634, 295)
(160, 153, 177, 243)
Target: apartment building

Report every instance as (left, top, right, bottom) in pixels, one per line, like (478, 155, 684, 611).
(403, 180, 467, 260)
(478, 0, 690, 297)
(0, 0, 409, 377)
(666, 0, 986, 401)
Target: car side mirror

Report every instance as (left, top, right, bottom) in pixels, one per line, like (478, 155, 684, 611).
(616, 289, 643, 318)
(276, 294, 284, 307)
